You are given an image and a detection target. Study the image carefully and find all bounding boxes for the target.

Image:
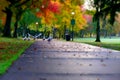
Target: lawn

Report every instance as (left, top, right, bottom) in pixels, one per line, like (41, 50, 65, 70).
(0, 37, 34, 75)
(74, 37, 120, 51)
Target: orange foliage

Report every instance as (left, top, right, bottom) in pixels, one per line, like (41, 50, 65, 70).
(1, 16, 6, 25)
(36, 12, 42, 18)
(35, 0, 61, 24)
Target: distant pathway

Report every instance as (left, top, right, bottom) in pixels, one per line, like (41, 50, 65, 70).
(0, 39, 120, 80)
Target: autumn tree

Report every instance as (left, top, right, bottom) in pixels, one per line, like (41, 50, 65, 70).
(23, 0, 86, 39)
(0, 0, 31, 37)
(55, 0, 86, 39)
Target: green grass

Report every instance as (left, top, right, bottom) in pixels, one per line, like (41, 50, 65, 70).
(74, 37, 120, 51)
(0, 37, 34, 75)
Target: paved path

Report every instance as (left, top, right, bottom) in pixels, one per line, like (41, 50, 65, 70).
(0, 40, 120, 80)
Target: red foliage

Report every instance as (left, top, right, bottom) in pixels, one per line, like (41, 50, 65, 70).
(48, 1, 61, 14)
(83, 15, 92, 23)
(35, 0, 61, 23)
(39, 0, 61, 15)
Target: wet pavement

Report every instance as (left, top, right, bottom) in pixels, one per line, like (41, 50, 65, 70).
(0, 39, 120, 80)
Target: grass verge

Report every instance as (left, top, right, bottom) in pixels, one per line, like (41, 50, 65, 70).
(0, 37, 34, 75)
(74, 37, 120, 51)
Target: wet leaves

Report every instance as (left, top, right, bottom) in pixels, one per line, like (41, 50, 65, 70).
(34, 48, 37, 50)
(89, 64, 92, 66)
(39, 78, 47, 80)
(18, 67, 22, 71)
(109, 51, 112, 53)
(100, 59, 104, 62)
(58, 63, 62, 66)
(101, 64, 106, 67)
(80, 64, 83, 66)
(97, 78, 100, 80)
(73, 54, 76, 56)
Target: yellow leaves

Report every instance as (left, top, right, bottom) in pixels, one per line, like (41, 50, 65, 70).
(21, 5, 27, 10)
(62, 17, 70, 23)
(115, 13, 120, 23)
(114, 21, 120, 34)
(0, 0, 9, 8)
(33, 0, 87, 33)
(0, 0, 9, 18)
(72, 5, 87, 30)
(64, 0, 71, 6)
(51, 0, 61, 6)
(54, 24, 60, 28)
(41, 16, 46, 24)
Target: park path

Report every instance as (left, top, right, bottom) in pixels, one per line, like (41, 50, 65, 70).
(0, 39, 120, 80)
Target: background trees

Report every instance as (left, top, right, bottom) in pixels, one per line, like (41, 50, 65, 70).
(0, 0, 119, 40)
(92, 0, 120, 42)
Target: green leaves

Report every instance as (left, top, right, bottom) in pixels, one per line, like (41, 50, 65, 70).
(93, 0, 120, 25)
(20, 10, 40, 26)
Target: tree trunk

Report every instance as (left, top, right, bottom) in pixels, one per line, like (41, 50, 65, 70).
(102, 16, 107, 38)
(13, 15, 21, 38)
(3, 8, 12, 37)
(13, 21, 18, 38)
(13, 7, 23, 38)
(79, 30, 84, 38)
(64, 24, 66, 39)
(95, 17, 101, 42)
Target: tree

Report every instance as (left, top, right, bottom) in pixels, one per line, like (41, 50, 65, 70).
(13, 7, 24, 38)
(1, 0, 31, 37)
(1, 0, 86, 38)
(19, 9, 40, 36)
(54, 0, 86, 39)
(91, 0, 120, 42)
(13, 0, 32, 38)
(2, 5, 13, 37)
(92, 0, 104, 42)
(105, 0, 120, 25)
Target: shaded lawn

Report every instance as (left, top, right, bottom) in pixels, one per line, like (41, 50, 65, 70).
(0, 37, 34, 75)
(74, 37, 120, 51)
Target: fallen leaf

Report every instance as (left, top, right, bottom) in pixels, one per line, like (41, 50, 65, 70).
(102, 64, 106, 67)
(73, 54, 76, 56)
(89, 64, 92, 66)
(18, 67, 22, 70)
(40, 78, 47, 80)
(80, 64, 83, 66)
(34, 48, 37, 51)
(97, 78, 100, 80)
(100, 59, 104, 62)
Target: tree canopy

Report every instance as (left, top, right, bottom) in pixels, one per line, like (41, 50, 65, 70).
(90, 0, 120, 42)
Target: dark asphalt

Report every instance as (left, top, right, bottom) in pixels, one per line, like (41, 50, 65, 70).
(0, 39, 120, 80)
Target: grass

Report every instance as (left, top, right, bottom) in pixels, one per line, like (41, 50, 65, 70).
(74, 37, 120, 51)
(0, 37, 34, 75)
